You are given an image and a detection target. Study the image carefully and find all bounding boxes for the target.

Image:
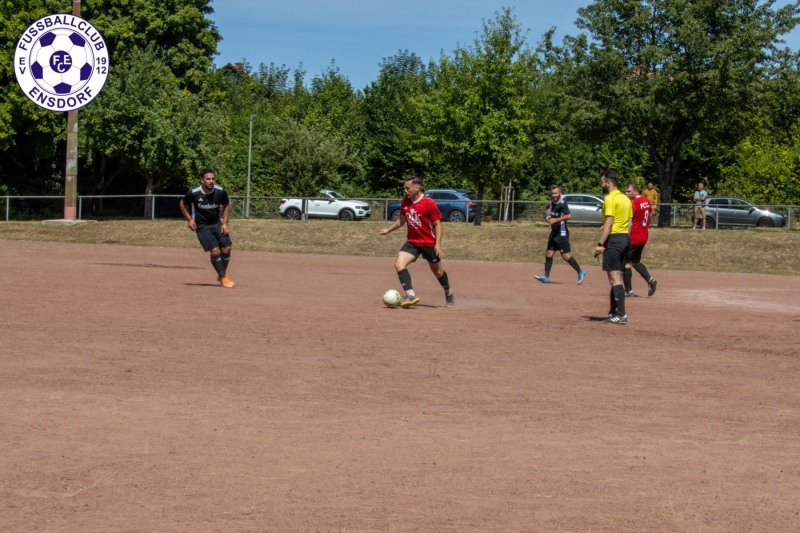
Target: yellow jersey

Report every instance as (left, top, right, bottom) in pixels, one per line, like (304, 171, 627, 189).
(603, 189, 633, 235)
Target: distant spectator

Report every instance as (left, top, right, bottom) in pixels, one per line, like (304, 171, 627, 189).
(642, 182, 659, 215)
(692, 182, 708, 230)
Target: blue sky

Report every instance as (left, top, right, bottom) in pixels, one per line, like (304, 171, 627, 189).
(208, 1, 800, 90)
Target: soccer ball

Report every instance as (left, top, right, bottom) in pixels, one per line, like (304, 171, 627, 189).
(30, 29, 94, 95)
(382, 289, 402, 308)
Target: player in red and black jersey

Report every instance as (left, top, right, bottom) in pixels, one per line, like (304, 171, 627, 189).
(379, 176, 455, 308)
(534, 185, 586, 285)
(623, 182, 657, 297)
(179, 167, 235, 288)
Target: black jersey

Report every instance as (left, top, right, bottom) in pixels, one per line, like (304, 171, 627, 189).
(183, 185, 229, 226)
(549, 198, 571, 237)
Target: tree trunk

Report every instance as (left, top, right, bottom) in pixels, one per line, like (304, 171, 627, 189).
(650, 138, 683, 228)
(473, 182, 484, 226)
(143, 173, 156, 219)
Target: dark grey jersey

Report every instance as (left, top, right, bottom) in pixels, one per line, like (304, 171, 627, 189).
(182, 185, 229, 226)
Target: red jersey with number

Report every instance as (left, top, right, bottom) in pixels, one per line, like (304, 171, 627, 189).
(629, 195, 651, 245)
(401, 195, 441, 246)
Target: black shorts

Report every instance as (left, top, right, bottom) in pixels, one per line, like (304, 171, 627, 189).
(627, 244, 646, 264)
(546, 234, 571, 253)
(196, 223, 233, 252)
(401, 241, 440, 264)
(602, 234, 630, 272)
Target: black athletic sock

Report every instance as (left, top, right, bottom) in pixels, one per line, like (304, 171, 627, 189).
(220, 252, 230, 275)
(567, 257, 582, 273)
(437, 271, 450, 292)
(613, 284, 626, 316)
(210, 253, 225, 277)
(634, 262, 652, 282)
(544, 257, 553, 277)
(609, 288, 617, 315)
(398, 268, 413, 292)
(623, 267, 633, 292)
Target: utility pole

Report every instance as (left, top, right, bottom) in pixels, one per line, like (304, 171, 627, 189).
(63, 0, 81, 220)
(245, 114, 256, 218)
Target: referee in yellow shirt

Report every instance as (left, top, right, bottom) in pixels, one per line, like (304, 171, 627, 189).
(594, 170, 633, 324)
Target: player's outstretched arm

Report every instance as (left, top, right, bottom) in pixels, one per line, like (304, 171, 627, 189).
(379, 216, 406, 236)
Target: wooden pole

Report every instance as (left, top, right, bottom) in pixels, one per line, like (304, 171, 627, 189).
(63, 0, 81, 220)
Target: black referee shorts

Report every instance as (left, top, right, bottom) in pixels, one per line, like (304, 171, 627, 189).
(196, 223, 233, 252)
(602, 234, 630, 272)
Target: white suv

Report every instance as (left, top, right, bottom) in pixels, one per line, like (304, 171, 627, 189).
(279, 189, 372, 221)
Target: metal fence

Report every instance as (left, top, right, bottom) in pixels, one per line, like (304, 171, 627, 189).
(1, 194, 798, 229)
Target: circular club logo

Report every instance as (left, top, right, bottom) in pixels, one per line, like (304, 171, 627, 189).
(14, 14, 109, 112)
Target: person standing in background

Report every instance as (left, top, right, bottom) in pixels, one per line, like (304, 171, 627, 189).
(692, 182, 708, 230)
(642, 182, 659, 220)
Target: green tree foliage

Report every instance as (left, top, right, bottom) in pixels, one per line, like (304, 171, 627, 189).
(252, 114, 358, 197)
(558, 0, 800, 224)
(0, 0, 221, 200)
(361, 50, 430, 193)
(81, 48, 218, 209)
(84, 0, 220, 91)
(717, 123, 800, 204)
(416, 8, 537, 206)
(0, 1, 73, 193)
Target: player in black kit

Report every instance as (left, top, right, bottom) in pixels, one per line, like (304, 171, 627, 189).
(179, 167, 236, 288)
(534, 185, 586, 285)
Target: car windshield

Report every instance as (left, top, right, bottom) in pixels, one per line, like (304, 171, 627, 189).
(324, 190, 344, 199)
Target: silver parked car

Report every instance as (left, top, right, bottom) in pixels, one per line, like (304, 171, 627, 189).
(704, 197, 786, 228)
(543, 193, 605, 225)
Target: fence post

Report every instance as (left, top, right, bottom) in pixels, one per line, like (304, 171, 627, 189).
(4, 197, 9, 222)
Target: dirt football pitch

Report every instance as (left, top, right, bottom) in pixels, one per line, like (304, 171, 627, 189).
(2, 240, 799, 531)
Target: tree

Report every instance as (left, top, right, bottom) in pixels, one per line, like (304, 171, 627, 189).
(362, 50, 430, 193)
(84, 0, 220, 91)
(561, 0, 800, 225)
(416, 8, 537, 222)
(0, 0, 220, 198)
(0, 1, 73, 193)
(81, 48, 218, 214)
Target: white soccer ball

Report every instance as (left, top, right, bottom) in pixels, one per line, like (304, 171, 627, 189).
(382, 289, 402, 308)
(30, 29, 94, 95)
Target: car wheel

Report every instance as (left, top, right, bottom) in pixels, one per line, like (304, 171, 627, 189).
(285, 207, 302, 220)
(338, 209, 355, 221)
(757, 217, 774, 227)
(390, 210, 401, 221)
(448, 210, 466, 223)
(705, 216, 716, 229)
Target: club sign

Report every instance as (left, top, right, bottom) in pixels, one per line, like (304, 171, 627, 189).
(14, 14, 110, 112)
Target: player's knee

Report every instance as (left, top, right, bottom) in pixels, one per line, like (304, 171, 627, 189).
(220, 246, 231, 255)
(210, 247, 221, 256)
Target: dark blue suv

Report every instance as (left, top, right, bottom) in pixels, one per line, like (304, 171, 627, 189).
(387, 189, 477, 223)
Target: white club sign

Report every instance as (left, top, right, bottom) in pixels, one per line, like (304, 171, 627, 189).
(14, 14, 109, 112)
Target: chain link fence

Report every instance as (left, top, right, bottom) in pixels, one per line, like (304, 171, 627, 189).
(2, 194, 798, 229)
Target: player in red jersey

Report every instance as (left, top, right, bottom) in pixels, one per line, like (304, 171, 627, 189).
(623, 183, 657, 297)
(379, 176, 455, 308)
